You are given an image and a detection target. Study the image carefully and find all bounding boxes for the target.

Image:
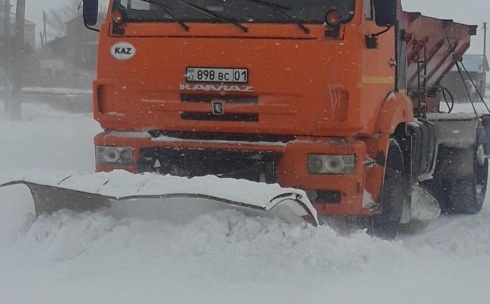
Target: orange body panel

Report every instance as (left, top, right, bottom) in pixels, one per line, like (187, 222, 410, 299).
(93, 0, 418, 216)
(94, 24, 367, 136)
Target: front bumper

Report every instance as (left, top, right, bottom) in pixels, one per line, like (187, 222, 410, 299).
(94, 132, 370, 216)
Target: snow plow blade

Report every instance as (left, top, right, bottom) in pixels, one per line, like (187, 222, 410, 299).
(0, 170, 318, 226)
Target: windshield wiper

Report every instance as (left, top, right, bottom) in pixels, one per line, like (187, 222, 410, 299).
(180, 1, 248, 33)
(140, 0, 190, 31)
(245, 0, 309, 34)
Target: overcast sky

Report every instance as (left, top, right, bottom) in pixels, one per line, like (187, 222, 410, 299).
(21, 0, 489, 54)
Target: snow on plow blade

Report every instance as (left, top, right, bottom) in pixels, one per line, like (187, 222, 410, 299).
(0, 170, 318, 226)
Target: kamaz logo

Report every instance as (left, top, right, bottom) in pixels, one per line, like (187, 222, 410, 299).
(114, 47, 133, 55)
(180, 83, 254, 92)
(110, 42, 136, 61)
(212, 101, 224, 115)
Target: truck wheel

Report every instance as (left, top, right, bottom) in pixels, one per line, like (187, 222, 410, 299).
(370, 140, 408, 240)
(447, 137, 488, 214)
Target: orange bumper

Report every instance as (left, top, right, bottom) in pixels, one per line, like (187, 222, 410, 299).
(94, 132, 372, 216)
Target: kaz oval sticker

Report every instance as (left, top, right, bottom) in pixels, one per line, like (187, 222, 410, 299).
(110, 42, 136, 60)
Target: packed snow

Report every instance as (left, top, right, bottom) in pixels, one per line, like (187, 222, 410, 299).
(0, 100, 489, 304)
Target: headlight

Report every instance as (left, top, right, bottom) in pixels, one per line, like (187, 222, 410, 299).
(308, 154, 355, 175)
(96, 146, 133, 166)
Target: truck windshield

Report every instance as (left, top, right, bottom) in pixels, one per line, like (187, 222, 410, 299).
(115, 0, 355, 25)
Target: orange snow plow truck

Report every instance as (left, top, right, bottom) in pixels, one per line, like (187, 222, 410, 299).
(2, 0, 489, 238)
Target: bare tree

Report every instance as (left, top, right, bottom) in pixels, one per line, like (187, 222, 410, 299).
(46, 0, 108, 39)
(46, 0, 81, 38)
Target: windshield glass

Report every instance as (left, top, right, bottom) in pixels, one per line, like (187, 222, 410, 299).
(116, 0, 355, 24)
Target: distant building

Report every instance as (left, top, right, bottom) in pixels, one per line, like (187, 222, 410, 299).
(35, 36, 68, 86)
(0, 0, 36, 50)
(33, 14, 103, 88)
(65, 14, 103, 71)
(441, 54, 489, 102)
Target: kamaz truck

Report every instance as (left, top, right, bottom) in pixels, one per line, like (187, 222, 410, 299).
(2, 0, 487, 239)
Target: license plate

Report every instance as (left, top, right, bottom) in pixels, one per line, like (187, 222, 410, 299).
(186, 67, 248, 83)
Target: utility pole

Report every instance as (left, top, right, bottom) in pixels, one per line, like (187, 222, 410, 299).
(3, 0, 11, 113)
(43, 10, 47, 46)
(11, 0, 25, 120)
(483, 22, 487, 58)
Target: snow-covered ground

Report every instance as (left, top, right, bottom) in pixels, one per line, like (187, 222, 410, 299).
(1, 101, 490, 304)
(0, 86, 92, 95)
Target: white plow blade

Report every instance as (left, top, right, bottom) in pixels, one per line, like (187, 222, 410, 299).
(0, 170, 318, 226)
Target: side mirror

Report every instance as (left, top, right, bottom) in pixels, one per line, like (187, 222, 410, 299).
(83, 0, 99, 26)
(373, 0, 397, 27)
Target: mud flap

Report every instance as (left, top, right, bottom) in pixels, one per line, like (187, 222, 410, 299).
(0, 171, 318, 226)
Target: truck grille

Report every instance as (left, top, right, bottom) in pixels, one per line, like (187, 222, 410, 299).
(148, 131, 295, 143)
(137, 148, 281, 182)
(180, 94, 259, 122)
(181, 112, 259, 122)
(181, 94, 258, 104)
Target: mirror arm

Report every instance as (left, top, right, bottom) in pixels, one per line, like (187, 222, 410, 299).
(372, 26, 392, 37)
(365, 26, 392, 49)
(84, 22, 101, 33)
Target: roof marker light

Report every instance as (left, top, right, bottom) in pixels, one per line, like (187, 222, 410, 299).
(325, 10, 342, 27)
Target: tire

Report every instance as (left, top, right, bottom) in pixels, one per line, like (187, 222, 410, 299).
(368, 140, 408, 240)
(447, 135, 488, 214)
(371, 167, 407, 239)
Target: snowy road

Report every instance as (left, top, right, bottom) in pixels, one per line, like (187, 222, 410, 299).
(0, 102, 489, 304)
